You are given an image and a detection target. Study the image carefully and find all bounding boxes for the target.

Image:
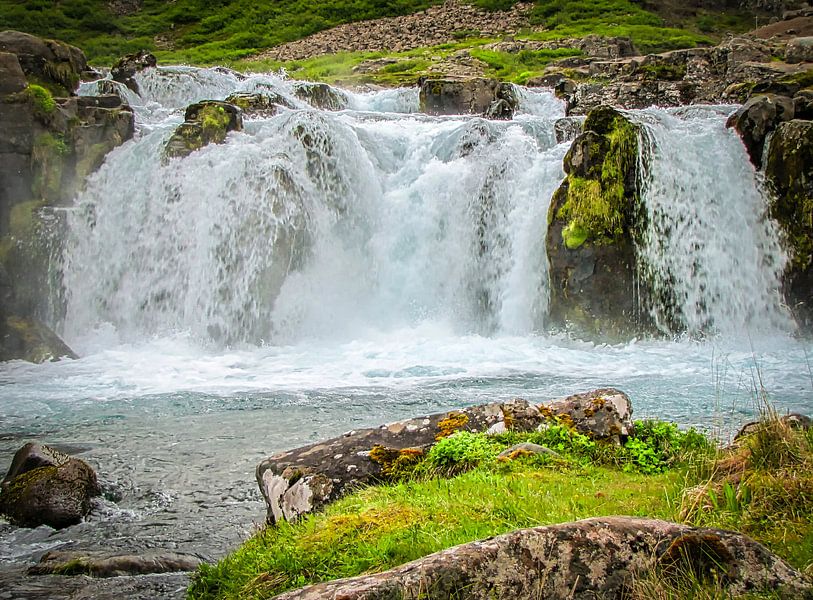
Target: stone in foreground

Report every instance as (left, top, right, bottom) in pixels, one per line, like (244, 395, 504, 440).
(257, 388, 633, 524)
(272, 517, 812, 600)
(29, 550, 202, 577)
(0, 442, 100, 529)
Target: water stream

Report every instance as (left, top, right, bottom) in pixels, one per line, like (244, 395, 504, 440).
(0, 67, 810, 599)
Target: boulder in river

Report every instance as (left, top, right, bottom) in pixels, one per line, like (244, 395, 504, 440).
(0, 442, 100, 529)
(110, 50, 157, 94)
(271, 517, 813, 600)
(292, 82, 348, 111)
(726, 93, 795, 167)
(257, 388, 633, 524)
(419, 78, 518, 118)
(164, 100, 243, 159)
(28, 550, 203, 577)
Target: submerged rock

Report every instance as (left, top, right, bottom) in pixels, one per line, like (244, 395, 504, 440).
(29, 550, 202, 577)
(164, 100, 243, 159)
(257, 389, 633, 524)
(0, 442, 100, 529)
(273, 517, 812, 600)
(546, 106, 649, 337)
(110, 50, 156, 94)
(419, 78, 518, 118)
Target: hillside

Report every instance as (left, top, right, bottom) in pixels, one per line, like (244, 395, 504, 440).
(0, 0, 760, 67)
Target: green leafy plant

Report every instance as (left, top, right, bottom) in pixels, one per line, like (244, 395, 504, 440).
(425, 430, 500, 474)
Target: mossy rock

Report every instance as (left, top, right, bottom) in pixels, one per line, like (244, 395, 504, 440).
(292, 82, 348, 111)
(0, 313, 77, 363)
(0, 30, 87, 96)
(164, 100, 243, 160)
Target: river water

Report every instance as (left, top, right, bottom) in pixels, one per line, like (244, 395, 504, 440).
(0, 67, 810, 599)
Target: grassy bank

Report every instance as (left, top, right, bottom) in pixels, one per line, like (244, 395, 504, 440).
(187, 416, 813, 599)
(1, 0, 751, 70)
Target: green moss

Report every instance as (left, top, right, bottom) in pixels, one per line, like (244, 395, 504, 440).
(0, 465, 56, 507)
(776, 68, 813, 90)
(31, 133, 68, 201)
(25, 84, 56, 116)
(51, 558, 92, 576)
(562, 222, 588, 249)
(640, 62, 686, 81)
(200, 105, 230, 140)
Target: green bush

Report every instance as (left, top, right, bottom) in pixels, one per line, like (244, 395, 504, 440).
(425, 431, 500, 474)
(622, 420, 710, 474)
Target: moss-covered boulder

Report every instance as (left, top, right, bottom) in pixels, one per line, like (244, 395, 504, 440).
(164, 100, 243, 160)
(225, 92, 291, 117)
(764, 119, 813, 329)
(419, 78, 518, 118)
(0, 30, 87, 96)
(546, 106, 650, 338)
(292, 82, 348, 111)
(0, 442, 100, 529)
(726, 94, 795, 167)
(0, 313, 76, 362)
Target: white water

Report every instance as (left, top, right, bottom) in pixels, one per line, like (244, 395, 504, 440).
(2, 68, 812, 597)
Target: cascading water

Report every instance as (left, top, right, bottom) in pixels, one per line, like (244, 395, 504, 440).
(2, 68, 811, 600)
(635, 106, 791, 336)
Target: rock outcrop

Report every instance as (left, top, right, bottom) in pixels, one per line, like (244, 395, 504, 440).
(29, 550, 202, 577)
(110, 50, 156, 94)
(257, 388, 633, 524)
(164, 100, 243, 159)
(726, 94, 796, 166)
(420, 78, 518, 118)
(546, 106, 649, 337)
(292, 82, 348, 111)
(272, 517, 813, 600)
(0, 442, 100, 529)
(0, 32, 135, 362)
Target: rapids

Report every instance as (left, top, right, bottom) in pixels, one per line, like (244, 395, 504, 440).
(0, 67, 810, 599)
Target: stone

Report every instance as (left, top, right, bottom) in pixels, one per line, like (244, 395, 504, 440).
(0, 442, 100, 528)
(258, 389, 634, 523)
(497, 443, 561, 460)
(735, 413, 812, 442)
(225, 92, 291, 116)
(28, 550, 202, 577)
(726, 94, 796, 166)
(786, 36, 813, 63)
(419, 78, 517, 117)
(0, 52, 26, 95)
(578, 35, 638, 59)
(273, 517, 813, 600)
(0, 314, 77, 363)
(0, 30, 87, 95)
(110, 50, 157, 94)
(794, 88, 813, 119)
(764, 119, 813, 328)
(164, 100, 243, 159)
(546, 106, 651, 337)
(554, 117, 583, 144)
(292, 82, 348, 111)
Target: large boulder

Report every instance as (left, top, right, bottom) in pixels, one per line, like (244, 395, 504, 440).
(764, 119, 813, 328)
(292, 82, 348, 111)
(0, 30, 87, 95)
(0, 313, 76, 362)
(164, 100, 243, 159)
(29, 550, 202, 577)
(257, 388, 633, 524)
(726, 94, 795, 167)
(546, 106, 650, 337)
(110, 50, 156, 94)
(419, 78, 518, 118)
(0, 442, 100, 528)
(786, 36, 813, 63)
(273, 517, 813, 600)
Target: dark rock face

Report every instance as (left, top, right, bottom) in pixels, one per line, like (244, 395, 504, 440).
(0, 443, 100, 529)
(0, 30, 87, 96)
(0, 314, 77, 362)
(110, 50, 157, 94)
(273, 517, 813, 600)
(225, 92, 291, 116)
(546, 106, 650, 337)
(726, 94, 795, 166)
(764, 119, 813, 327)
(257, 388, 633, 524)
(29, 550, 202, 577)
(293, 82, 349, 110)
(419, 78, 518, 118)
(164, 100, 243, 159)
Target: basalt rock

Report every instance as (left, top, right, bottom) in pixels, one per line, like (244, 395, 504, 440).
(419, 78, 518, 118)
(0, 442, 100, 529)
(273, 517, 813, 600)
(257, 388, 633, 524)
(0, 30, 87, 96)
(546, 106, 650, 338)
(110, 50, 156, 94)
(764, 119, 813, 328)
(29, 550, 203, 577)
(726, 94, 795, 166)
(164, 100, 243, 159)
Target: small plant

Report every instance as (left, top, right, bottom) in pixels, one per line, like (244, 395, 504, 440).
(26, 84, 56, 115)
(425, 431, 500, 474)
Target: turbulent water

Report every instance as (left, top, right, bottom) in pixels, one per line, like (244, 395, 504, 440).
(1, 67, 811, 599)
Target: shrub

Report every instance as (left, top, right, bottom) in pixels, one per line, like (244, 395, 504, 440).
(425, 431, 500, 474)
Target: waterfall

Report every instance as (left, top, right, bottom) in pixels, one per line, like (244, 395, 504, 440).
(635, 106, 791, 336)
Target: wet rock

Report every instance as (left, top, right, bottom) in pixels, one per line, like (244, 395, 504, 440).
(483, 97, 514, 120)
(164, 100, 243, 159)
(0, 442, 100, 528)
(110, 50, 156, 94)
(554, 117, 583, 144)
(419, 78, 517, 118)
(0, 30, 87, 95)
(546, 106, 650, 337)
(273, 517, 812, 600)
(28, 550, 203, 577)
(764, 119, 813, 328)
(292, 82, 348, 111)
(0, 314, 76, 362)
(786, 36, 813, 63)
(726, 94, 795, 166)
(258, 389, 633, 523)
(225, 92, 291, 116)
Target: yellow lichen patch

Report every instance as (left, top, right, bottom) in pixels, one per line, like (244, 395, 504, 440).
(436, 412, 469, 440)
(592, 396, 607, 409)
(507, 449, 535, 461)
(500, 407, 515, 431)
(370, 446, 424, 479)
(301, 503, 421, 547)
